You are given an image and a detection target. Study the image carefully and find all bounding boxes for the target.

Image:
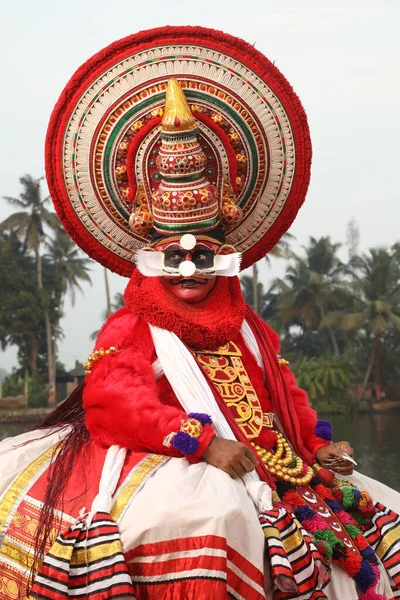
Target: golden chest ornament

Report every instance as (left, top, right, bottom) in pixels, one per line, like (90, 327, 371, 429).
(195, 342, 314, 486)
(194, 341, 273, 440)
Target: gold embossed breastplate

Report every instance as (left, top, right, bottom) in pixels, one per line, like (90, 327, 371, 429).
(194, 341, 314, 487)
(194, 341, 273, 440)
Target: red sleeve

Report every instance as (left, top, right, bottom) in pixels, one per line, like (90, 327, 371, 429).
(281, 365, 330, 456)
(83, 309, 214, 458)
(261, 321, 330, 457)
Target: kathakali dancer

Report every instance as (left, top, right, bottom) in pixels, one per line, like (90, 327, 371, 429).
(1, 26, 399, 600)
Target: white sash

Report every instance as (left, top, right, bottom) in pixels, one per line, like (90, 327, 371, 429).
(149, 323, 272, 511)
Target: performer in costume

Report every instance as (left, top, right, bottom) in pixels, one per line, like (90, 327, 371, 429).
(0, 27, 399, 600)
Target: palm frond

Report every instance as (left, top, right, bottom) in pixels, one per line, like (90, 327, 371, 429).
(2, 196, 28, 209)
(0, 212, 29, 233)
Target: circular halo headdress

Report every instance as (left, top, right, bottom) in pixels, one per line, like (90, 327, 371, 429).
(46, 26, 312, 276)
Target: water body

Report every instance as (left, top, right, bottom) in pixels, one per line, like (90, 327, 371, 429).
(330, 413, 400, 492)
(1, 413, 399, 491)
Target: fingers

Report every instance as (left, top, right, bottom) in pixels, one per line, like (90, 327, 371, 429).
(232, 455, 255, 478)
(245, 449, 258, 467)
(337, 441, 354, 457)
(232, 462, 246, 478)
(227, 466, 238, 479)
(226, 449, 257, 479)
(240, 456, 256, 474)
(320, 456, 339, 468)
(330, 445, 346, 459)
(333, 461, 354, 476)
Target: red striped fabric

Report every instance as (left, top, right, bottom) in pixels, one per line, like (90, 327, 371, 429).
(31, 512, 136, 600)
(364, 502, 400, 591)
(125, 534, 265, 599)
(259, 507, 329, 599)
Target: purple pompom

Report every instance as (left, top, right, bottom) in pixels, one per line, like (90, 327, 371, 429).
(352, 488, 361, 505)
(354, 560, 377, 592)
(188, 413, 213, 425)
(361, 546, 378, 565)
(325, 498, 343, 513)
(172, 431, 200, 456)
(315, 420, 333, 441)
(295, 505, 317, 522)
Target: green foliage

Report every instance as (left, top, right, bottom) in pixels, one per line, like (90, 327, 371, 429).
(2, 373, 25, 397)
(44, 229, 92, 308)
(2, 371, 48, 407)
(1, 175, 59, 252)
(293, 354, 359, 413)
(0, 234, 62, 373)
(28, 373, 48, 407)
(1, 175, 92, 388)
(267, 236, 400, 406)
(274, 237, 350, 356)
(240, 275, 281, 328)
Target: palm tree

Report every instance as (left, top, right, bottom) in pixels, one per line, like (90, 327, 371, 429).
(45, 230, 92, 313)
(266, 232, 295, 265)
(0, 175, 59, 396)
(275, 236, 348, 355)
(90, 292, 125, 341)
(241, 275, 281, 330)
(45, 230, 92, 387)
(330, 248, 400, 399)
(251, 232, 295, 314)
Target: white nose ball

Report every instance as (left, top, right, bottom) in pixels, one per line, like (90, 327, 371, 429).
(180, 233, 197, 251)
(179, 260, 196, 277)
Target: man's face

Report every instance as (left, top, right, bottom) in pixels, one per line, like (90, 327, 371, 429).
(159, 244, 217, 303)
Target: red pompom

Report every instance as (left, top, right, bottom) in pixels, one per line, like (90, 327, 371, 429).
(314, 482, 335, 500)
(334, 489, 344, 503)
(282, 490, 306, 508)
(336, 551, 363, 577)
(354, 534, 370, 551)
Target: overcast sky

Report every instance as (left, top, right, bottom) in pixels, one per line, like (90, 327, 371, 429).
(0, 0, 399, 373)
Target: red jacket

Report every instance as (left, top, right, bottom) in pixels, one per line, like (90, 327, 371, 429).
(83, 307, 328, 460)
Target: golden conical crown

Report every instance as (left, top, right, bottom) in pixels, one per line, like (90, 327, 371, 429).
(161, 79, 196, 133)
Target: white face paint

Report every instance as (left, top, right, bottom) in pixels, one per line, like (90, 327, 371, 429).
(179, 234, 197, 251)
(178, 260, 196, 277)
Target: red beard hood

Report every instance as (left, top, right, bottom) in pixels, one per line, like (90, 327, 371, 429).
(124, 272, 245, 350)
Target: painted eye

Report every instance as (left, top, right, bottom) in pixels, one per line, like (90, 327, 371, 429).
(192, 250, 214, 269)
(164, 251, 185, 268)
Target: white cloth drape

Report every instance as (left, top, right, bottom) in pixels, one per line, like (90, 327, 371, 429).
(149, 324, 273, 511)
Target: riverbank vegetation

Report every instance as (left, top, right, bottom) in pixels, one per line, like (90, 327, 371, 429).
(241, 235, 400, 413)
(1, 176, 400, 413)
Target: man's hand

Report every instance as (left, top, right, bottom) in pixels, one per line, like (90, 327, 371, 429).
(203, 438, 258, 478)
(316, 441, 355, 476)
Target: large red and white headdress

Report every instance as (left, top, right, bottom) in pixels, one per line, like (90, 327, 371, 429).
(46, 26, 312, 276)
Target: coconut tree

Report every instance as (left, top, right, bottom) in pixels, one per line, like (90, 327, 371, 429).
(45, 229, 92, 375)
(330, 248, 400, 399)
(275, 236, 349, 355)
(0, 231, 62, 376)
(0, 175, 59, 396)
(45, 229, 92, 313)
(251, 232, 295, 314)
(90, 291, 125, 341)
(240, 275, 281, 330)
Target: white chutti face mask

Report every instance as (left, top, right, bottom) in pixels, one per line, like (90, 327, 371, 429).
(135, 248, 242, 278)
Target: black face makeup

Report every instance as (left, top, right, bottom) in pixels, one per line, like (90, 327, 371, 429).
(164, 246, 215, 271)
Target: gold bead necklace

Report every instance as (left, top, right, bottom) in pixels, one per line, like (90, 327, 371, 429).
(251, 431, 313, 486)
